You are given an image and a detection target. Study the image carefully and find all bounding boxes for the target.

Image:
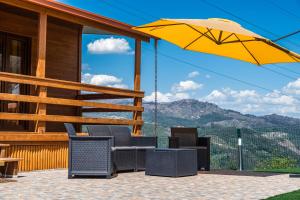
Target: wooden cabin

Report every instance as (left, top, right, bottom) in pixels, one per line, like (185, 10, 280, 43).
(0, 0, 153, 171)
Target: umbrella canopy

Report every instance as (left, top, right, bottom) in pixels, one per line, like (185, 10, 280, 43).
(133, 18, 300, 65)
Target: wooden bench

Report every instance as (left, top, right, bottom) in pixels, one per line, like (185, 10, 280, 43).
(0, 144, 22, 178)
(0, 158, 22, 177)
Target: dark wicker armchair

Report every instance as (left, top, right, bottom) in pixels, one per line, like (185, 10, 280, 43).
(87, 125, 157, 171)
(169, 127, 210, 171)
(64, 123, 114, 178)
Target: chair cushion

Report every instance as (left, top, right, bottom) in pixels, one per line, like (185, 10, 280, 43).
(64, 123, 77, 136)
(171, 127, 198, 147)
(86, 125, 111, 136)
(135, 146, 156, 150)
(110, 126, 131, 146)
(112, 146, 137, 151)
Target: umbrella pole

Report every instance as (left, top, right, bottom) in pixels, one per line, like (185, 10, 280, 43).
(154, 39, 158, 137)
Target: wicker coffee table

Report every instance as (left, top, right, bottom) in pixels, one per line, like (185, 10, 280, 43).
(145, 148, 197, 177)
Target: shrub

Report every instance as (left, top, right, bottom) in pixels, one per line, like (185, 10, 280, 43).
(256, 157, 297, 170)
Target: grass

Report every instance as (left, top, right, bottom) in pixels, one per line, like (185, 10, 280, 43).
(265, 189, 300, 200)
(255, 168, 300, 174)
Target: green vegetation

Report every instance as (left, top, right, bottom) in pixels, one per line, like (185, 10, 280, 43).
(143, 123, 300, 170)
(265, 189, 300, 200)
(256, 157, 297, 170)
(256, 168, 300, 174)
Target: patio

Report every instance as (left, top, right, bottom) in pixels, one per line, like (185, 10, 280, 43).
(2, 170, 300, 200)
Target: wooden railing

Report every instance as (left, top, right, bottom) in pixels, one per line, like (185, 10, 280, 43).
(0, 71, 144, 133)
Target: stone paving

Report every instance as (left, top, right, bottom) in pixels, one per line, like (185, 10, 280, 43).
(1, 170, 300, 200)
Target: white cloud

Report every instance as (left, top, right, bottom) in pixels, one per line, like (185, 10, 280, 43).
(144, 91, 190, 103)
(205, 90, 227, 101)
(188, 71, 200, 78)
(82, 73, 128, 89)
(263, 91, 296, 105)
(205, 74, 211, 79)
(144, 92, 173, 102)
(283, 78, 300, 95)
(145, 78, 202, 103)
(87, 37, 133, 54)
(201, 87, 299, 116)
(172, 80, 203, 92)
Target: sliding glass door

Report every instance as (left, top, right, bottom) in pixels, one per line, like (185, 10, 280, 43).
(0, 32, 30, 131)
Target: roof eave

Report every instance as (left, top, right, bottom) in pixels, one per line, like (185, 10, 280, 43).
(0, 0, 155, 42)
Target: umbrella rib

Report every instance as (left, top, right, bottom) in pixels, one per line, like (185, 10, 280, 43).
(220, 33, 234, 43)
(136, 22, 218, 44)
(234, 34, 261, 65)
(218, 31, 223, 43)
(183, 30, 210, 49)
(184, 24, 217, 43)
(259, 38, 300, 62)
(206, 28, 218, 43)
(135, 23, 185, 29)
(221, 39, 258, 44)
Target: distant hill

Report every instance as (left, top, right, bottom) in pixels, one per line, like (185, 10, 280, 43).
(143, 99, 300, 129)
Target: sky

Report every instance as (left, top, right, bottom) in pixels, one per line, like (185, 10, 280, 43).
(59, 0, 300, 118)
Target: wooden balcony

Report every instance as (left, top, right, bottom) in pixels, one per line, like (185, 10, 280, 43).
(0, 71, 144, 138)
(0, 0, 148, 172)
(0, 71, 144, 171)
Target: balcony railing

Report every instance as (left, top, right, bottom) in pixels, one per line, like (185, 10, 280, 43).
(0, 71, 144, 133)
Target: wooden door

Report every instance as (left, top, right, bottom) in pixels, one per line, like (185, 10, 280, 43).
(0, 32, 30, 131)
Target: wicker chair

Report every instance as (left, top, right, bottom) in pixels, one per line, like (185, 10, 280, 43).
(64, 123, 115, 178)
(87, 125, 157, 171)
(169, 127, 210, 171)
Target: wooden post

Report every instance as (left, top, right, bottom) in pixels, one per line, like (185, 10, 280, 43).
(35, 12, 47, 133)
(133, 39, 142, 135)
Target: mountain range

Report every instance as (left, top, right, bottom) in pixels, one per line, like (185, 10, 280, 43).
(142, 99, 300, 129)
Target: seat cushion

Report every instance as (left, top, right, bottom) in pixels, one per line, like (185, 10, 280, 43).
(64, 123, 77, 136)
(110, 126, 131, 146)
(135, 146, 156, 150)
(86, 125, 111, 136)
(171, 127, 198, 146)
(112, 146, 137, 151)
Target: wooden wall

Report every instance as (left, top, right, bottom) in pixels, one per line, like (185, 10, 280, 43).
(0, 3, 82, 132)
(5, 141, 68, 171)
(45, 16, 81, 132)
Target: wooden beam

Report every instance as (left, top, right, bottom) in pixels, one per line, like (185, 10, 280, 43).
(77, 26, 83, 132)
(0, 112, 143, 125)
(0, 72, 144, 98)
(35, 11, 48, 133)
(81, 107, 144, 112)
(133, 39, 143, 135)
(0, 0, 151, 42)
(0, 134, 68, 142)
(35, 11, 48, 134)
(77, 93, 132, 100)
(36, 12, 47, 78)
(0, 93, 143, 112)
(134, 40, 141, 91)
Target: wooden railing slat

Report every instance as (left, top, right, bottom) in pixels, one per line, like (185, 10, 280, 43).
(0, 113, 143, 125)
(0, 134, 68, 142)
(0, 72, 144, 98)
(77, 93, 129, 100)
(0, 93, 143, 112)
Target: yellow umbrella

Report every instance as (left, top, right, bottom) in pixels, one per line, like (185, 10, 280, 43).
(134, 18, 300, 65)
